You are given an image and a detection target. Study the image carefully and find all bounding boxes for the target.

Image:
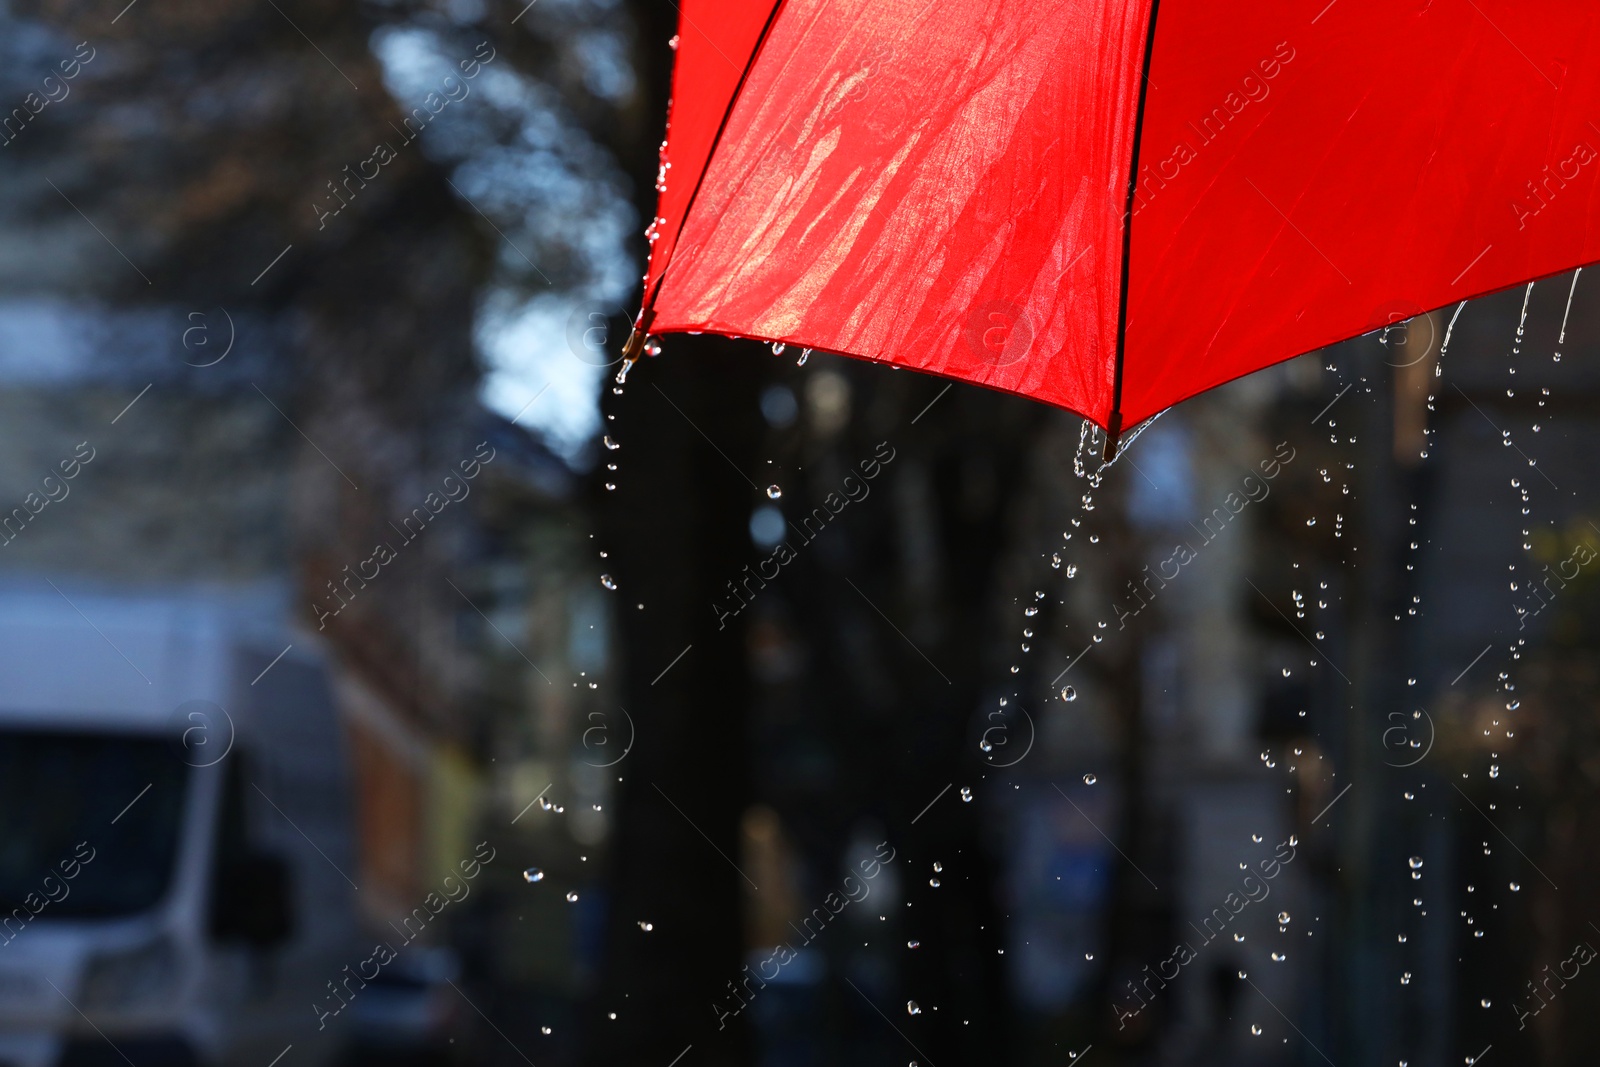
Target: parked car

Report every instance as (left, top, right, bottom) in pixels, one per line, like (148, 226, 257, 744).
(0, 583, 363, 1067)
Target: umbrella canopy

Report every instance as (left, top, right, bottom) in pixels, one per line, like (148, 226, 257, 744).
(627, 0, 1600, 448)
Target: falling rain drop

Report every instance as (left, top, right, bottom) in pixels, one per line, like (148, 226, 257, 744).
(601, 574, 618, 591)
(771, 342, 786, 356)
(603, 435, 620, 450)
(766, 485, 782, 500)
(567, 891, 579, 902)
(907, 1001, 921, 1015)
(929, 878, 940, 887)
(522, 868, 544, 883)
(960, 787, 973, 802)
(644, 336, 663, 357)
(797, 347, 812, 366)
(1083, 773, 1097, 785)
(1061, 686, 1077, 702)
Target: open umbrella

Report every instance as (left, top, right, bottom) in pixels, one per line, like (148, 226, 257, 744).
(621, 0, 1600, 454)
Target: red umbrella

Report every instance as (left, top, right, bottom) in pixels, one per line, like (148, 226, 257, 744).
(622, 0, 1599, 454)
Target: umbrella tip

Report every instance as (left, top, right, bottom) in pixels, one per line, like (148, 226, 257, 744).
(621, 328, 647, 362)
(1102, 412, 1123, 463)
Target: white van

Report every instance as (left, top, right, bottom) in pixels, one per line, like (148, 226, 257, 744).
(0, 583, 362, 1067)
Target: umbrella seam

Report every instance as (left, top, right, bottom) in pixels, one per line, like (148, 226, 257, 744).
(1109, 0, 1163, 452)
(642, 0, 790, 325)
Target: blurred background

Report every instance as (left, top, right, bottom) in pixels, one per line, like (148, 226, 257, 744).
(0, 1, 1596, 1066)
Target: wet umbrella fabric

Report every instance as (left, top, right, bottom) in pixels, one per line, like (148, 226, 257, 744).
(630, 0, 1600, 445)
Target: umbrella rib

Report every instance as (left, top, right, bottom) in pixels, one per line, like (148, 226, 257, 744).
(641, 0, 789, 321)
(1108, 0, 1165, 455)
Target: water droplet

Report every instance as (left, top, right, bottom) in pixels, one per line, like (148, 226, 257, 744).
(601, 574, 618, 591)
(766, 484, 782, 499)
(1282, 667, 1291, 677)
(907, 1000, 921, 1015)
(1408, 856, 1424, 870)
(932, 862, 943, 872)
(1272, 952, 1286, 962)
(1085, 952, 1094, 960)
(541, 1026, 552, 1035)
(1400, 972, 1412, 985)
(907, 940, 920, 949)
(1278, 911, 1291, 924)
(523, 868, 544, 883)
(1488, 764, 1499, 779)
(644, 336, 662, 357)
(1251, 1025, 1263, 1035)
(1082, 773, 1097, 785)
(771, 342, 786, 356)
(1066, 563, 1078, 578)
(1481, 998, 1491, 1008)
(960, 787, 973, 803)
(1510, 882, 1521, 892)
(978, 740, 992, 753)
(1061, 686, 1077, 702)
(1024, 606, 1038, 617)
(638, 921, 654, 931)
(604, 435, 620, 450)
(797, 347, 812, 366)
(928, 878, 940, 887)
